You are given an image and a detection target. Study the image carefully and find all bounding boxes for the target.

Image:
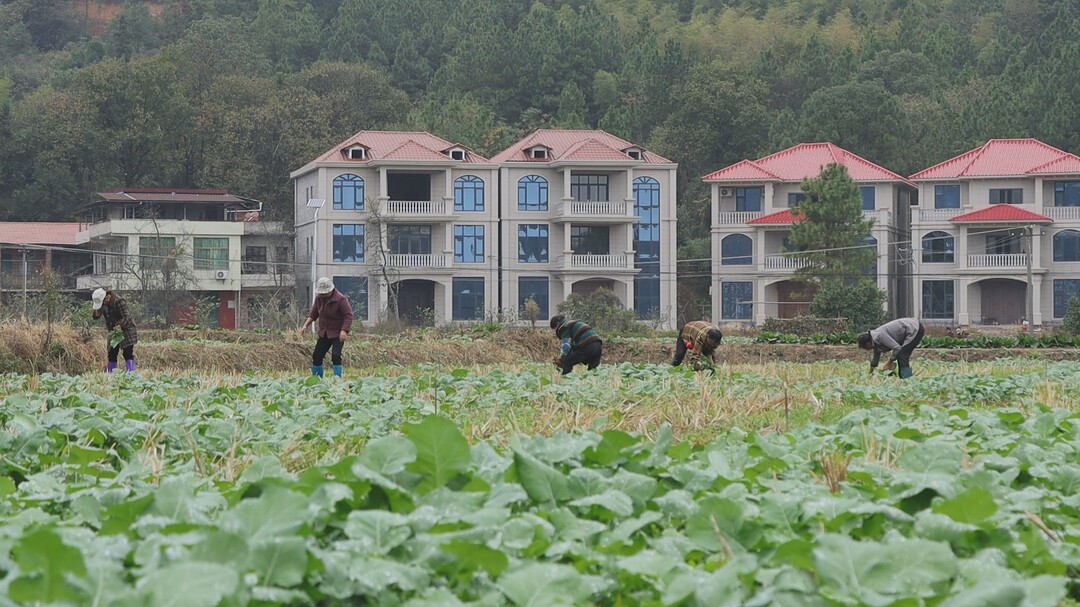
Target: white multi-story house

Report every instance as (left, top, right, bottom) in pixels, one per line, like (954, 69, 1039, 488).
(909, 138, 1080, 327)
(491, 130, 678, 327)
(291, 129, 679, 327)
(76, 188, 293, 329)
(290, 132, 500, 324)
(704, 143, 916, 325)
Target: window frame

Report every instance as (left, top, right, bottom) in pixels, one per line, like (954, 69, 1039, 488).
(452, 277, 485, 321)
(922, 280, 955, 319)
(934, 184, 960, 209)
(454, 175, 485, 212)
(517, 224, 549, 263)
(721, 281, 753, 320)
(332, 223, 365, 263)
(735, 187, 762, 212)
(333, 275, 368, 320)
(332, 174, 365, 210)
(570, 174, 609, 202)
(1054, 181, 1080, 207)
(194, 237, 229, 271)
(453, 225, 485, 263)
(922, 231, 955, 263)
(517, 175, 549, 211)
(1053, 229, 1080, 262)
(989, 187, 1023, 205)
(570, 225, 610, 255)
(721, 234, 753, 266)
(1053, 279, 1080, 318)
(518, 276, 549, 319)
(243, 245, 268, 274)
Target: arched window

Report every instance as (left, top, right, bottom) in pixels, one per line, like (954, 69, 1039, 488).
(517, 175, 548, 211)
(332, 174, 364, 210)
(721, 234, 752, 265)
(454, 175, 484, 211)
(922, 231, 954, 263)
(1053, 229, 1080, 262)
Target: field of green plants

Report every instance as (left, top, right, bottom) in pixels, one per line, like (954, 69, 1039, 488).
(0, 359, 1078, 606)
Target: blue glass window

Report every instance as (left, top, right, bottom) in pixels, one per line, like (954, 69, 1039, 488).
(860, 186, 876, 211)
(934, 185, 960, 209)
(922, 231, 954, 263)
(517, 224, 548, 263)
(454, 175, 484, 211)
(332, 224, 364, 262)
(519, 277, 549, 319)
(922, 280, 954, 319)
(517, 175, 548, 211)
(634, 177, 661, 318)
(1053, 229, 1080, 262)
(721, 282, 753, 320)
(721, 234, 752, 265)
(452, 278, 485, 320)
(333, 275, 368, 320)
(735, 187, 762, 212)
(788, 192, 806, 207)
(571, 174, 608, 202)
(1054, 181, 1080, 207)
(333, 174, 364, 210)
(454, 225, 485, 263)
(1053, 279, 1080, 318)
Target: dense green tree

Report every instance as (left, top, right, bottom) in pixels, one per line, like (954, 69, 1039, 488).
(104, 1, 161, 60)
(787, 163, 876, 282)
(555, 82, 588, 128)
(796, 82, 907, 169)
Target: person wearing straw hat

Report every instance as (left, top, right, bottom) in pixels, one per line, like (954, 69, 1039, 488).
(91, 288, 138, 372)
(298, 277, 354, 378)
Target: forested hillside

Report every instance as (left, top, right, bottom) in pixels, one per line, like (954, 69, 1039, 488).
(0, 0, 1076, 260)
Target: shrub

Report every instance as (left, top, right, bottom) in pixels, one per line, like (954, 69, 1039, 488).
(809, 279, 887, 333)
(556, 287, 643, 334)
(760, 316, 850, 336)
(1064, 295, 1080, 336)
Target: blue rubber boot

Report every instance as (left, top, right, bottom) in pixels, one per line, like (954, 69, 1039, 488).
(311, 365, 324, 378)
(899, 366, 913, 379)
(333, 365, 343, 378)
(106, 362, 117, 373)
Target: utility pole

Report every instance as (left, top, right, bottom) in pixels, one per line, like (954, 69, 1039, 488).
(21, 248, 28, 319)
(305, 198, 325, 333)
(1026, 225, 1034, 332)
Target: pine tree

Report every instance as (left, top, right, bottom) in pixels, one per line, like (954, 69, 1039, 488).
(787, 163, 876, 282)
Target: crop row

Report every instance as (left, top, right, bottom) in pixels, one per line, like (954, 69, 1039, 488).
(756, 331, 1080, 348)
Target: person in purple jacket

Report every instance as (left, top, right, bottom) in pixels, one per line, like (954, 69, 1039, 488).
(298, 277, 354, 378)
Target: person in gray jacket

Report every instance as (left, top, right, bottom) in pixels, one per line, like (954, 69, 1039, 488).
(857, 318, 926, 379)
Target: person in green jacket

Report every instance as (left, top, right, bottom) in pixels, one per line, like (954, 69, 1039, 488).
(550, 314, 603, 375)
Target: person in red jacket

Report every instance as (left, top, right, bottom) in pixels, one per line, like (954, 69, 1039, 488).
(298, 277, 354, 378)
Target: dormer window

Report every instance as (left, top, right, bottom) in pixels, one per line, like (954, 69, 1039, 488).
(530, 148, 548, 159)
(449, 148, 466, 161)
(625, 148, 642, 160)
(345, 146, 367, 160)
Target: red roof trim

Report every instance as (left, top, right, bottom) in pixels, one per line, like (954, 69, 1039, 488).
(747, 209, 804, 225)
(101, 188, 228, 195)
(949, 205, 1053, 223)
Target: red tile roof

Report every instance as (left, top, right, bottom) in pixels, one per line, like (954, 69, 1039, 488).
(311, 131, 491, 164)
(0, 222, 82, 245)
(910, 139, 1080, 179)
(490, 129, 672, 164)
(703, 143, 911, 184)
(747, 209, 804, 225)
(949, 205, 1053, 223)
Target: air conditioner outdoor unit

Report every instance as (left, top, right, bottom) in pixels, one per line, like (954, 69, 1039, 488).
(215, 270, 228, 280)
(719, 188, 732, 197)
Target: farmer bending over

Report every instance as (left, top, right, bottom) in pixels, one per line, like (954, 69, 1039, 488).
(550, 314, 602, 375)
(672, 320, 723, 369)
(858, 317, 926, 379)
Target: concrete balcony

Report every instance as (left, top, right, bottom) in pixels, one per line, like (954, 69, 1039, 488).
(555, 253, 634, 270)
(862, 209, 894, 226)
(1044, 207, 1080, 220)
(552, 200, 634, 223)
(967, 253, 1027, 269)
(384, 200, 451, 219)
(918, 208, 962, 222)
(763, 254, 811, 270)
(716, 211, 762, 224)
(240, 273, 293, 289)
(387, 253, 448, 269)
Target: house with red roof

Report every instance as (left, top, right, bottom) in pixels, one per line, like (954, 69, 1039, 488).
(704, 143, 916, 324)
(290, 129, 678, 327)
(0, 222, 91, 300)
(290, 131, 501, 325)
(493, 130, 677, 327)
(76, 189, 292, 329)
(909, 138, 1080, 326)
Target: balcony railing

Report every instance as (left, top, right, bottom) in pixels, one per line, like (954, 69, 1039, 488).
(385, 200, 449, 216)
(919, 208, 962, 222)
(1044, 207, 1080, 220)
(716, 211, 762, 224)
(967, 253, 1027, 268)
(388, 253, 447, 268)
(557, 254, 630, 269)
(764, 254, 811, 270)
(556, 200, 631, 219)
